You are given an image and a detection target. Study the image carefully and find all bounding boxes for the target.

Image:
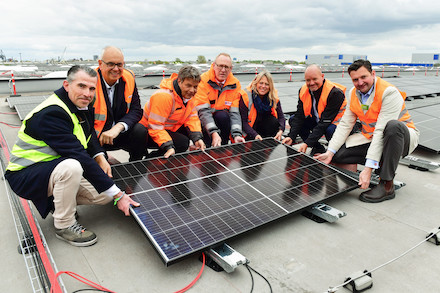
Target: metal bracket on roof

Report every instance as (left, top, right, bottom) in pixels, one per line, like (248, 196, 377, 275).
(343, 270, 373, 293)
(203, 243, 248, 273)
(400, 155, 440, 171)
(426, 227, 440, 246)
(306, 203, 346, 223)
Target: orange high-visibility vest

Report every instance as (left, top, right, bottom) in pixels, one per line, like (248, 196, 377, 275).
(94, 68, 135, 136)
(242, 88, 279, 128)
(194, 64, 241, 111)
(139, 73, 201, 147)
(350, 77, 416, 139)
(299, 80, 347, 125)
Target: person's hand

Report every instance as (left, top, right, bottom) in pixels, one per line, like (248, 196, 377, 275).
(297, 143, 308, 153)
(211, 132, 222, 147)
(164, 148, 175, 158)
(314, 150, 334, 164)
(95, 154, 112, 177)
(255, 135, 263, 141)
(194, 139, 206, 150)
(234, 136, 245, 143)
(115, 192, 140, 216)
(358, 167, 372, 189)
(282, 137, 293, 146)
(274, 130, 283, 141)
(99, 123, 124, 146)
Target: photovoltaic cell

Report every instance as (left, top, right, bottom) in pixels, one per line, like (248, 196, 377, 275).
(112, 139, 359, 265)
(409, 104, 440, 153)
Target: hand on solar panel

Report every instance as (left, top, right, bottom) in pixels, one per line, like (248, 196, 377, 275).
(164, 148, 176, 158)
(193, 139, 206, 150)
(255, 134, 263, 141)
(281, 136, 293, 145)
(314, 150, 334, 164)
(211, 132, 222, 147)
(358, 167, 373, 189)
(115, 192, 140, 216)
(297, 143, 308, 153)
(273, 130, 283, 141)
(234, 136, 245, 143)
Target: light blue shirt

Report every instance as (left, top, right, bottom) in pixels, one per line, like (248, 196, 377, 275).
(329, 81, 379, 170)
(102, 78, 128, 132)
(359, 83, 375, 105)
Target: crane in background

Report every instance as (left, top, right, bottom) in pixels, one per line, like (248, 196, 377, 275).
(0, 50, 6, 62)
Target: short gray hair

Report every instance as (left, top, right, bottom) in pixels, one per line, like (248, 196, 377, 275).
(178, 65, 201, 82)
(67, 65, 97, 82)
(100, 46, 124, 60)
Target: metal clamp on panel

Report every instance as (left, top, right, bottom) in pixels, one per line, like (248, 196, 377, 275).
(343, 270, 373, 293)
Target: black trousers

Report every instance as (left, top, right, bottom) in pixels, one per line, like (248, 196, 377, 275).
(202, 110, 231, 147)
(103, 123, 147, 161)
(251, 114, 280, 139)
(147, 126, 190, 155)
(332, 120, 410, 180)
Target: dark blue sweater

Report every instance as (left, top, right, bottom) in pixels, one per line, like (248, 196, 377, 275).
(5, 87, 114, 218)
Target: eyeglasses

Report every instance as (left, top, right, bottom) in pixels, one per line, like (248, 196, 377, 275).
(215, 63, 231, 71)
(102, 60, 125, 69)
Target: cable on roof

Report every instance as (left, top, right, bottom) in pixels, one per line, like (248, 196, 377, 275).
(325, 226, 440, 292)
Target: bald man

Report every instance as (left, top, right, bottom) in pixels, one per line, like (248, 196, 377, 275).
(94, 46, 146, 161)
(282, 65, 347, 155)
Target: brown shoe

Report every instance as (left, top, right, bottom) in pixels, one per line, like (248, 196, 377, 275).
(359, 180, 395, 203)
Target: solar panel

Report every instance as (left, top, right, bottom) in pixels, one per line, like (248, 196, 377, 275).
(410, 104, 440, 153)
(15, 103, 40, 120)
(112, 139, 358, 265)
(6, 95, 48, 108)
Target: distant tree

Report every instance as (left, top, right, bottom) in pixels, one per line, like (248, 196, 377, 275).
(175, 58, 182, 63)
(197, 55, 207, 64)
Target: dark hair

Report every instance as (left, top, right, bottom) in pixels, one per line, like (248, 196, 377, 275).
(348, 59, 373, 74)
(67, 65, 97, 82)
(178, 65, 201, 82)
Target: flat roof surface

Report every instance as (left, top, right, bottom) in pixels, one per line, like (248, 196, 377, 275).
(1, 76, 440, 293)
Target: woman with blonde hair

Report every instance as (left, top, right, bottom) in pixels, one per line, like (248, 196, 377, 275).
(239, 71, 285, 140)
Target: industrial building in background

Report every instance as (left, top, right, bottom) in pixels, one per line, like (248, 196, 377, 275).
(305, 54, 367, 65)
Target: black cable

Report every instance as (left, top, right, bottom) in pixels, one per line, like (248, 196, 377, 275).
(246, 264, 273, 293)
(245, 263, 254, 293)
(72, 289, 113, 293)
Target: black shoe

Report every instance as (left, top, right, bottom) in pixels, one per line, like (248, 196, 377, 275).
(359, 180, 395, 203)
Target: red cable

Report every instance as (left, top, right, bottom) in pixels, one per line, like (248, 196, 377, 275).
(50, 271, 116, 293)
(173, 252, 206, 293)
(0, 121, 21, 128)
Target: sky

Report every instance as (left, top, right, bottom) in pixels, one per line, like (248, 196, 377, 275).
(1, 0, 440, 63)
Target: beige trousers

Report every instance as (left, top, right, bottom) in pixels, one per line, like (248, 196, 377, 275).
(47, 159, 112, 229)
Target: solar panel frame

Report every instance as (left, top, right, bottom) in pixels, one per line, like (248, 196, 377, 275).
(112, 139, 359, 266)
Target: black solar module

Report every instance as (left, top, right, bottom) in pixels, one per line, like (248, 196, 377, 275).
(409, 104, 440, 153)
(112, 139, 359, 265)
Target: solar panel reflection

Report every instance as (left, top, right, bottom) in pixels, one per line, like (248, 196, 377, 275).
(112, 139, 358, 265)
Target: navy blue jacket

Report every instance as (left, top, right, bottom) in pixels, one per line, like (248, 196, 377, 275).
(5, 87, 114, 218)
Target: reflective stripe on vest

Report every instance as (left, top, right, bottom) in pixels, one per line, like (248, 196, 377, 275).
(350, 77, 416, 139)
(93, 68, 135, 136)
(7, 94, 89, 171)
(299, 80, 347, 125)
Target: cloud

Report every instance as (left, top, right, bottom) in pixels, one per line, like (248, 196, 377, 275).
(1, 0, 440, 62)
